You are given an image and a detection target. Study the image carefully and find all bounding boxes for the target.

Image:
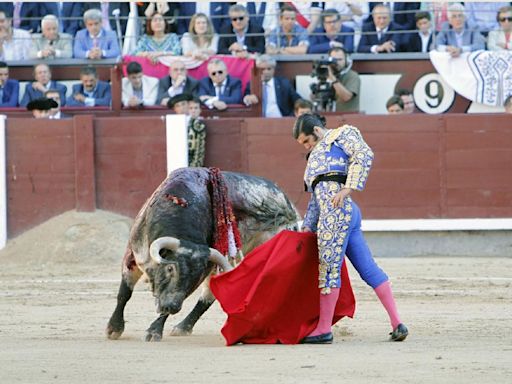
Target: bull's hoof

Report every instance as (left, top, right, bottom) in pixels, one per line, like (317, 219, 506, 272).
(106, 321, 124, 340)
(170, 325, 193, 336)
(144, 330, 163, 342)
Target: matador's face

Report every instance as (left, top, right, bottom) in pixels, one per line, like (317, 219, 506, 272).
(297, 132, 319, 151)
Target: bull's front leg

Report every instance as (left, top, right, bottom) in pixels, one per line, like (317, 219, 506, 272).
(171, 277, 215, 336)
(106, 248, 142, 340)
(144, 314, 169, 342)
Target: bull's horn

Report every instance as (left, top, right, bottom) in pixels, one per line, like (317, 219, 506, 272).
(149, 237, 180, 264)
(208, 248, 233, 272)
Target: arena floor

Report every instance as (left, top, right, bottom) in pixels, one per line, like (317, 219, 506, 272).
(0, 211, 511, 383)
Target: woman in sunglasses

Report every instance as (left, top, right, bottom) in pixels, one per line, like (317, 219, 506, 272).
(488, 5, 512, 51)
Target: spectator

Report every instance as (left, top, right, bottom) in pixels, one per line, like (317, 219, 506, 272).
(0, 61, 18, 107)
(26, 97, 58, 119)
(357, 4, 408, 53)
(322, 1, 369, 31)
(218, 4, 265, 58)
(266, 5, 309, 55)
(199, 58, 243, 110)
(156, 60, 199, 106)
(131, 12, 181, 63)
(308, 8, 355, 54)
(20, 63, 67, 107)
(327, 47, 360, 113)
(177, 2, 231, 35)
(396, 89, 415, 114)
(44, 89, 69, 119)
(488, 6, 512, 51)
(139, 2, 179, 33)
(167, 93, 192, 114)
(435, 3, 486, 58)
(465, 2, 509, 35)
(294, 98, 313, 116)
(367, 2, 420, 32)
(237, 1, 279, 35)
(30, 15, 73, 59)
(66, 66, 111, 107)
(0, 10, 32, 60)
(181, 13, 219, 61)
(122, 62, 159, 107)
(409, 11, 434, 53)
(83, 2, 132, 37)
(386, 95, 404, 114)
(73, 8, 121, 60)
(188, 96, 203, 120)
(243, 54, 301, 117)
(505, 95, 512, 114)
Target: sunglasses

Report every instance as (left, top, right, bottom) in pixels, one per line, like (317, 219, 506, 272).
(499, 17, 512, 22)
(210, 70, 224, 76)
(231, 16, 245, 22)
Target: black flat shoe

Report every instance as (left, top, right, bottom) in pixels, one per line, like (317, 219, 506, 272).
(389, 323, 408, 342)
(301, 332, 333, 344)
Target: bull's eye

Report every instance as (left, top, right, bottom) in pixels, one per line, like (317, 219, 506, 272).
(167, 265, 176, 274)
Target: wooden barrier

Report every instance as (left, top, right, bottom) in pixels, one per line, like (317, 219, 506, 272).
(4, 114, 512, 239)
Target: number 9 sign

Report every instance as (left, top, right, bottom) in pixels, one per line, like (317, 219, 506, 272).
(413, 73, 455, 114)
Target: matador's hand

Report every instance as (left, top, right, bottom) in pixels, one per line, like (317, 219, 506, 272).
(331, 188, 352, 207)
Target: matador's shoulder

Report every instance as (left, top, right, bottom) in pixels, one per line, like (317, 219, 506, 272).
(324, 124, 361, 145)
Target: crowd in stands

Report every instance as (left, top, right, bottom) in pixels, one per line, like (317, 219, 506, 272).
(0, 2, 512, 113)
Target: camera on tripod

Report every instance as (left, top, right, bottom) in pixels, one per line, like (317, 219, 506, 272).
(310, 57, 339, 112)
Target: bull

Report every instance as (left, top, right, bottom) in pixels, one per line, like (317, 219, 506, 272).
(106, 167, 300, 341)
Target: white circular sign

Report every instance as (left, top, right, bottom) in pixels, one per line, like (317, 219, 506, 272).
(413, 73, 456, 114)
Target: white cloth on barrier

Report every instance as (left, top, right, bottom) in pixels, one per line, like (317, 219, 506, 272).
(430, 50, 512, 107)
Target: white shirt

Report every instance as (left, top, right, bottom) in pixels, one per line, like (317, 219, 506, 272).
(263, 78, 282, 118)
(419, 31, 432, 53)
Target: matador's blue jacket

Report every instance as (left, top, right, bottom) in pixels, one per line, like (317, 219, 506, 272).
(303, 125, 374, 231)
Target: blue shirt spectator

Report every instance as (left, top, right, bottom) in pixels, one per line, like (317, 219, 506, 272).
(266, 5, 309, 55)
(66, 66, 111, 107)
(73, 8, 120, 59)
(0, 62, 19, 108)
(435, 3, 486, 57)
(308, 8, 355, 54)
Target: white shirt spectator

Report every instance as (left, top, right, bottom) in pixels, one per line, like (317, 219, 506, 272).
(181, 33, 219, 55)
(1, 28, 32, 60)
(262, 78, 282, 118)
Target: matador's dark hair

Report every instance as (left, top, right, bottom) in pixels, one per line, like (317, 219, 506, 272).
(292, 113, 325, 139)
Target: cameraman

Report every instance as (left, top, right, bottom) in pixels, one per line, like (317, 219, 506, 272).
(326, 46, 360, 113)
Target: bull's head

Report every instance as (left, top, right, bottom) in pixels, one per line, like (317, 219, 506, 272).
(147, 236, 232, 314)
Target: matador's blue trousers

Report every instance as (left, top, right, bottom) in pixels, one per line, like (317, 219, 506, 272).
(314, 181, 389, 293)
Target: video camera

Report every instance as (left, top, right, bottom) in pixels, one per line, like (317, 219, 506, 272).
(310, 57, 339, 112)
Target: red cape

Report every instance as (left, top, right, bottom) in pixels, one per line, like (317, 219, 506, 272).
(210, 230, 356, 345)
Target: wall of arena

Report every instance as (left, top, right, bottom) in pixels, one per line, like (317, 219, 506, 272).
(3, 113, 512, 239)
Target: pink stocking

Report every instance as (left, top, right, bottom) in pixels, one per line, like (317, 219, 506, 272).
(374, 281, 402, 329)
(308, 288, 340, 337)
